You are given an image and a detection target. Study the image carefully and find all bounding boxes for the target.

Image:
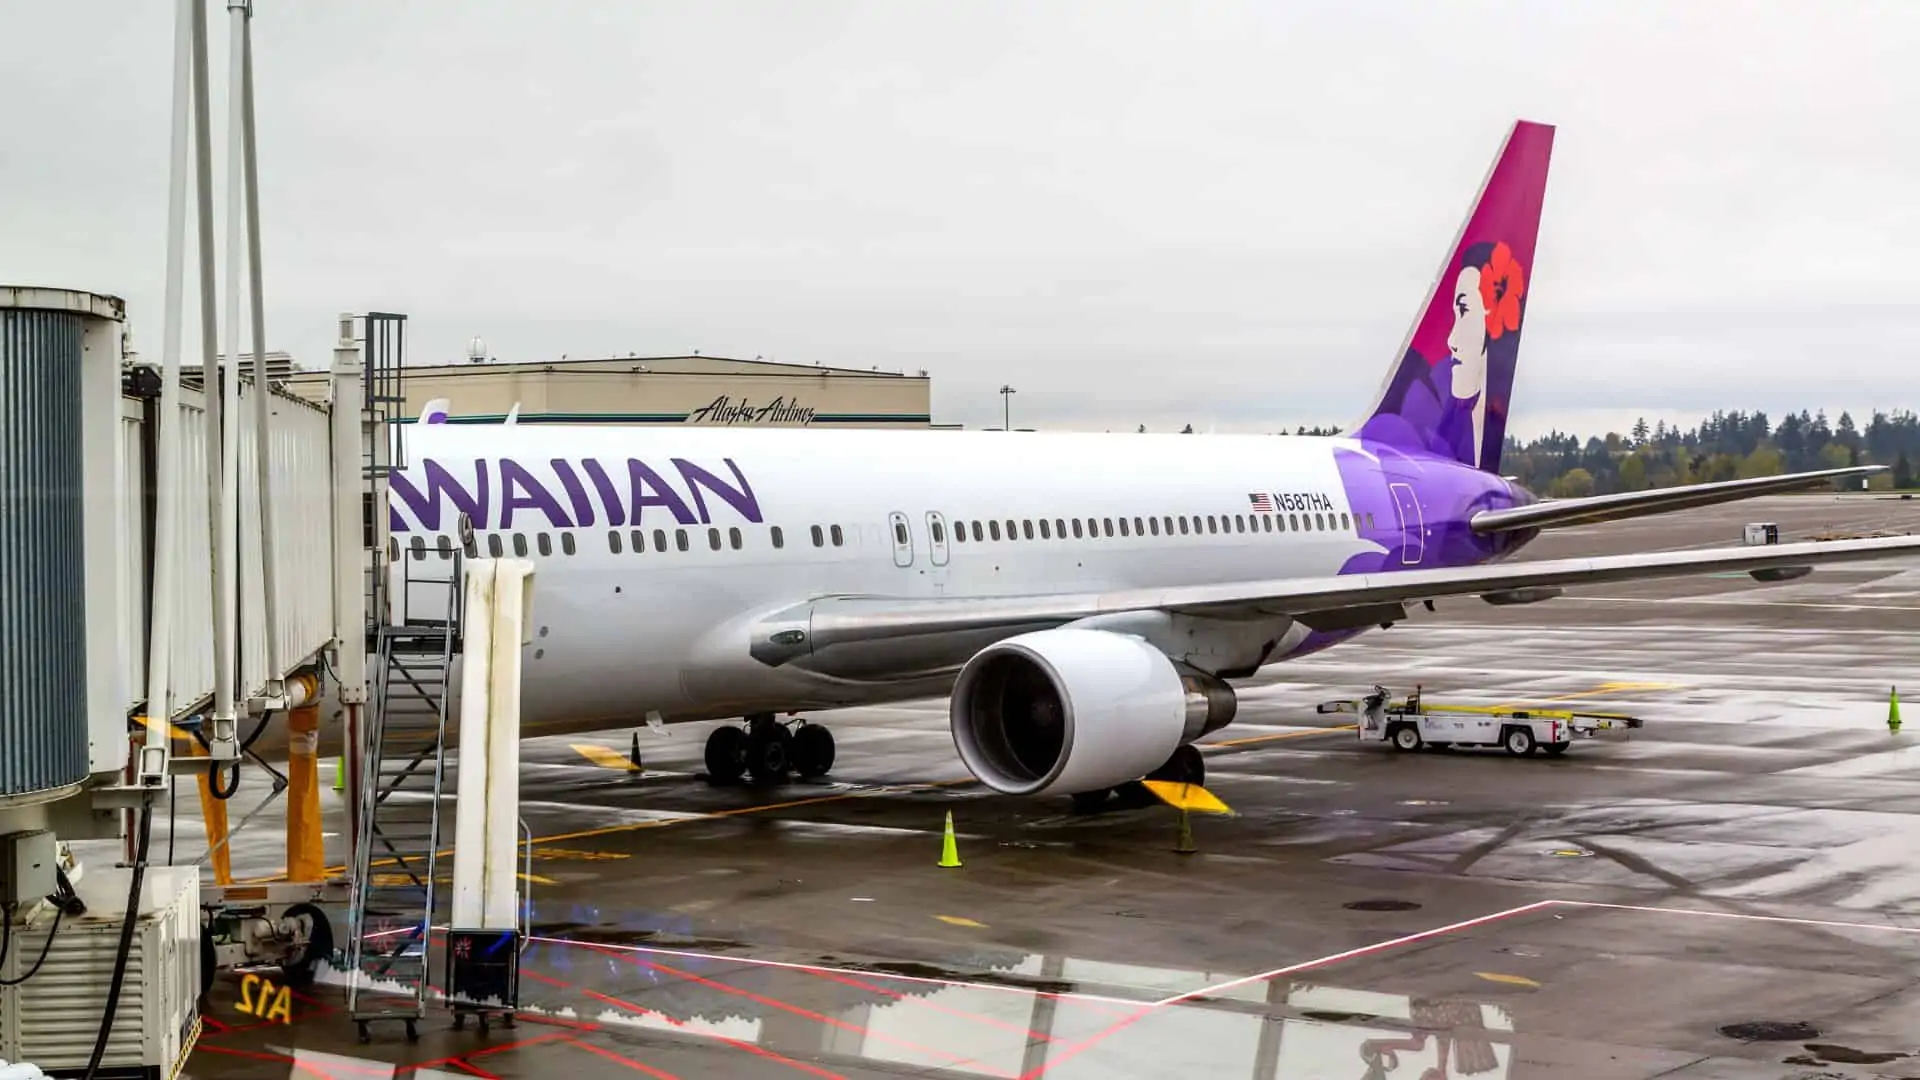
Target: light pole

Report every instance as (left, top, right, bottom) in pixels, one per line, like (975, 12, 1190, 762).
(999, 384, 1016, 430)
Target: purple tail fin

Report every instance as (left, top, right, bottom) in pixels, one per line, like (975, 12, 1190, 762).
(1353, 119, 1555, 474)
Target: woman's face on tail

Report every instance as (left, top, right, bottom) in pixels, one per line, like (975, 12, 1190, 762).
(1448, 265, 1488, 400)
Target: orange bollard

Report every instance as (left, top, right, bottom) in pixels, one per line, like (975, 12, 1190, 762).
(183, 731, 234, 887)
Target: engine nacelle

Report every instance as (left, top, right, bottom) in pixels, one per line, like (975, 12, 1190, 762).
(948, 627, 1237, 796)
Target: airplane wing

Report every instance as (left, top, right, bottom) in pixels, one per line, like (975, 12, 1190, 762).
(1472, 466, 1884, 533)
(753, 534, 1920, 665)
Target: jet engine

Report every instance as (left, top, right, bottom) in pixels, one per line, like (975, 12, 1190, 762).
(948, 627, 1237, 796)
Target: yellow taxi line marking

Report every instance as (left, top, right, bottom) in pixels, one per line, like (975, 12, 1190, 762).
(1204, 725, 1354, 749)
(1492, 681, 1681, 710)
(570, 743, 641, 772)
(1475, 971, 1541, 988)
(934, 915, 987, 928)
(234, 776, 979, 885)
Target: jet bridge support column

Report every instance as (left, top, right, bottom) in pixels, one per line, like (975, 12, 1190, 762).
(447, 557, 537, 1032)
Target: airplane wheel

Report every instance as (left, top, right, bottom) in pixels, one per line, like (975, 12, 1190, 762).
(1503, 726, 1536, 757)
(704, 726, 747, 784)
(1147, 744, 1204, 785)
(1392, 724, 1423, 752)
(745, 725, 793, 783)
(792, 724, 835, 779)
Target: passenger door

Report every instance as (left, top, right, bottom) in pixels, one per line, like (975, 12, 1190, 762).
(1388, 481, 1425, 566)
(887, 511, 915, 568)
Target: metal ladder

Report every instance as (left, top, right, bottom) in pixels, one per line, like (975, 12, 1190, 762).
(346, 549, 463, 1043)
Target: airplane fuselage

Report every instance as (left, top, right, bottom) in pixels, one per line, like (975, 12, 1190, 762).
(385, 425, 1534, 732)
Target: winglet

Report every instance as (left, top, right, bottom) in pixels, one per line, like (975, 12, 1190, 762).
(504, 403, 521, 426)
(419, 397, 451, 425)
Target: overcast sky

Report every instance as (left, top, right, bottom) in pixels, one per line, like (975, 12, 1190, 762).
(4, 1, 1916, 438)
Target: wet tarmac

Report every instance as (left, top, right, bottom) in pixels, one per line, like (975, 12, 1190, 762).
(172, 493, 1920, 1079)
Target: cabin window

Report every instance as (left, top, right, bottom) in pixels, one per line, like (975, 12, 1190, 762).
(562, 532, 577, 555)
(1119, 517, 1130, 537)
(951, 522, 965, 543)
(1071, 518, 1083, 539)
(708, 527, 722, 551)
(609, 529, 624, 554)
(730, 527, 743, 550)
(1017, 520, 1029, 540)
(1235, 515, 1246, 533)
(487, 534, 503, 557)
(1262, 515, 1273, 533)
(1315, 512, 1326, 530)
(536, 533, 552, 557)
(1177, 517, 1189, 535)
(437, 535, 453, 559)
(771, 525, 785, 549)
(1366, 512, 1376, 530)
(989, 520, 1002, 541)
(1054, 518, 1066, 538)
(676, 529, 690, 552)
(1162, 515, 1174, 535)
(1206, 516, 1217, 534)
(831, 524, 844, 546)
(974, 521, 986, 541)
(1340, 512, 1351, 531)
(1288, 513, 1299, 530)
(1102, 518, 1114, 536)
(407, 536, 423, 561)
(895, 521, 910, 545)
(1005, 519, 1017, 539)
(653, 528, 667, 551)
(931, 520, 945, 544)
(1149, 517, 1160, 536)
(507, 533, 524, 557)
(1039, 519, 1051, 539)
(811, 524, 825, 547)
(463, 534, 478, 558)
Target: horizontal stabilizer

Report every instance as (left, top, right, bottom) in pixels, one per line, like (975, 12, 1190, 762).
(1471, 466, 1885, 534)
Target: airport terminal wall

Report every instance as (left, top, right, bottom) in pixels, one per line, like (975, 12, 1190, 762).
(279, 353, 935, 429)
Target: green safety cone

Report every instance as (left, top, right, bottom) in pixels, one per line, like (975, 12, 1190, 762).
(1174, 808, 1197, 855)
(332, 757, 345, 791)
(938, 811, 962, 868)
(1891, 686, 1902, 735)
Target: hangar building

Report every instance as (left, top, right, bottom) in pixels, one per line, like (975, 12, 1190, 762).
(279, 350, 933, 428)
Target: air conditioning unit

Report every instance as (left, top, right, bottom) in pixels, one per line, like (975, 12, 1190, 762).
(0, 866, 201, 1079)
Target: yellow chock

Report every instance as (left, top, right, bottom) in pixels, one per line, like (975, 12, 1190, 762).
(1891, 686, 1903, 736)
(938, 810, 962, 868)
(1174, 808, 1197, 855)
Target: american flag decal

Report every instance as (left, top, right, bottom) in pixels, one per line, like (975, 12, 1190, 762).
(1248, 493, 1274, 512)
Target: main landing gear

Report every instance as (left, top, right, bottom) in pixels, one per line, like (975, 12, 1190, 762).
(1070, 743, 1205, 814)
(704, 713, 836, 785)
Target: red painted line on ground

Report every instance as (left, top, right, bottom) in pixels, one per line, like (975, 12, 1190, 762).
(797, 962, 1074, 1043)
(600, 946, 1011, 1078)
(444, 1060, 501, 1079)
(521, 971, 846, 1080)
(1019, 899, 1562, 1079)
(190, 1042, 348, 1078)
(407, 1031, 574, 1071)
(563, 1035, 686, 1079)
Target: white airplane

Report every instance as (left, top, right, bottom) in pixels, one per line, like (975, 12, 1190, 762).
(385, 119, 1918, 809)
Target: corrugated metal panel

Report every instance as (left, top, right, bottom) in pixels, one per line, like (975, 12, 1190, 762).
(0, 308, 91, 797)
(119, 380, 339, 721)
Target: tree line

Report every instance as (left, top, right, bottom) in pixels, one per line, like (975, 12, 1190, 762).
(1154, 410, 1920, 497)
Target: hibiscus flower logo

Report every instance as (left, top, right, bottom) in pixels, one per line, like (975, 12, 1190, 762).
(1478, 241, 1525, 339)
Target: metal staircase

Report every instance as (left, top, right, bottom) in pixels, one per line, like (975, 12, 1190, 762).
(360, 312, 408, 633)
(345, 548, 463, 1043)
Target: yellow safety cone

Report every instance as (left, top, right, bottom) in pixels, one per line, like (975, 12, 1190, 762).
(1891, 686, 1902, 736)
(938, 811, 962, 868)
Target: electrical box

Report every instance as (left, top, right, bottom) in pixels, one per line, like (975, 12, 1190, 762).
(1743, 522, 1780, 546)
(0, 833, 55, 906)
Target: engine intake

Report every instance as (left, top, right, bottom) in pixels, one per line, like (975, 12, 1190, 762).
(949, 628, 1236, 796)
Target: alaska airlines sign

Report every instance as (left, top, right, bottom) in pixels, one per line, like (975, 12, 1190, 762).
(686, 395, 816, 426)
(389, 456, 760, 532)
